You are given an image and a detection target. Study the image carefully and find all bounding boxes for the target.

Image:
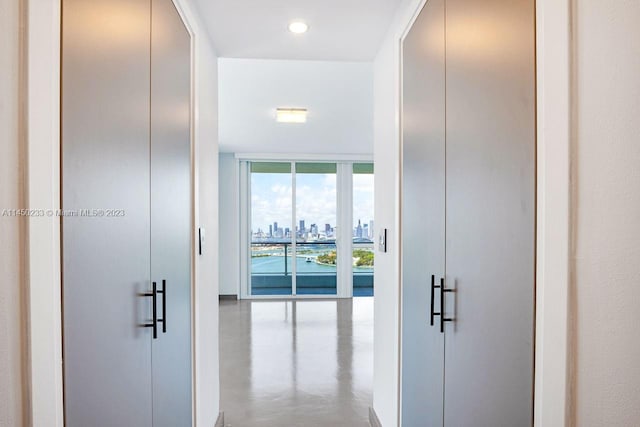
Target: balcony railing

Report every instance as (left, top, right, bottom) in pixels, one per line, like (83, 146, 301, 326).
(250, 241, 374, 296)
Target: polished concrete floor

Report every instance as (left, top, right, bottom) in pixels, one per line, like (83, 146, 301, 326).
(220, 298, 373, 427)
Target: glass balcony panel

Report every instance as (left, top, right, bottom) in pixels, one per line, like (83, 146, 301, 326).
(251, 243, 293, 295)
(250, 162, 293, 295)
(296, 242, 338, 295)
(295, 163, 338, 295)
(353, 163, 374, 296)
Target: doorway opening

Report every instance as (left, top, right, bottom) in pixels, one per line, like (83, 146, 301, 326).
(240, 160, 374, 298)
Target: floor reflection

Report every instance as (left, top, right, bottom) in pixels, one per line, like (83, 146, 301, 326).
(220, 298, 373, 427)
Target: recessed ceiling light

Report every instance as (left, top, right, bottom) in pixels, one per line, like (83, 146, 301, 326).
(288, 21, 309, 34)
(276, 108, 307, 123)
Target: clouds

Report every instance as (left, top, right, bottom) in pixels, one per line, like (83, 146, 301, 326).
(353, 174, 374, 228)
(296, 174, 337, 227)
(251, 174, 292, 231)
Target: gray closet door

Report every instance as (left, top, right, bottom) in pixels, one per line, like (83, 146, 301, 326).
(400, 0, 446, 425)
(150, 0, 193, 425)
(61, 0, 153, 425)
(443, 0, 536, 425)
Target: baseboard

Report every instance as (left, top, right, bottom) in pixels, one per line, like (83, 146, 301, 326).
(215, 412, 224, 427)
(369, 407, 382, 427)
(219, 294, 238, 301)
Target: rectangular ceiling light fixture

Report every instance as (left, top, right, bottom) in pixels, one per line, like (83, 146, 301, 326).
(276, 108, 307, 123)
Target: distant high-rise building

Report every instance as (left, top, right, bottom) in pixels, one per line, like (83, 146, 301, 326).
(274, 222, 278, 233)
(325, 224, 331, 234)
(356, 219, 363, 238)
(363, 224, 369, 239)
(256, 228, 263, 239)
(269, 224, 273, 237)
(285, 227, 290, 238)
(299, 219, 305, 232)
(311, 224, 318, 235)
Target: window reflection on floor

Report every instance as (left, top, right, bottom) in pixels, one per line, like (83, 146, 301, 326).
(220, 298, 373, 427)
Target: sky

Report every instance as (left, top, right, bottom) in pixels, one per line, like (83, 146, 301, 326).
(251, 172, 374, 234)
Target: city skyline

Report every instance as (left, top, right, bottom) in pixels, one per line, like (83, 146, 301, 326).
(252, 217, 374, 241)
(251, 170, 374, 239)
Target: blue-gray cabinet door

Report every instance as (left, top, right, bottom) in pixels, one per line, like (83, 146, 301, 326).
(150, 0, 193, 426)
(400, 0, 446, 425)
(61, 0, 153, 425)
(442, 0, 536, 425)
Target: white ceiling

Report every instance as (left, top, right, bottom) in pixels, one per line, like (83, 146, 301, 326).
(193, 0, 403, 61)
(218, 58, 373, 154)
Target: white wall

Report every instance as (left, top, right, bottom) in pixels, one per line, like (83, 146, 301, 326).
(533, 0, 571, 425)
(218, 153, 239, 296)
(572, 1, 640, 424)
(372, 1, 422, 425)
(0, 0, 25, 425)
(185, 0, 221, 424)
(27, 1, 64, 424)
(193, 42, 221, 427)
(218, 58, 373, 155)
(372, 34, 400, 427)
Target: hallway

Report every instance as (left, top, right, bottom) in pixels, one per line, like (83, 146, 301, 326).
(219, 298, 373, 427)
(6, 0, 640, 425)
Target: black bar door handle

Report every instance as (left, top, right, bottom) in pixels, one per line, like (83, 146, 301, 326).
(143, 282, 158, 339)
(440, 277, 453, 333)
(157, 279, 167, 334)
(430, 275, 439, 326)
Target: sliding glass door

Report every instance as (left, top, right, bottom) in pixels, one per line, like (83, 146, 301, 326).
(295, 163, 338, 295)
(353, 163, 374, 296)
(247, 160, 373, 298)
(250, 162, 293, 295)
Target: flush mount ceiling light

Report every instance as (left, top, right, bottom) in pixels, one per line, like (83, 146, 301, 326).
(276, 108, 308, 123)
(288, 21, 309, 34)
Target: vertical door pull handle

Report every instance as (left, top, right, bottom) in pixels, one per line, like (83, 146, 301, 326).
(440, 277, 453, 333)
(157, 279, 167, 333)
(143, 282, 158, 339)
(430, 275, 439, 326)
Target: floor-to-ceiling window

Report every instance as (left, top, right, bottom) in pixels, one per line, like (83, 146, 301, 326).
(353, 163, 374, 296)
(250, 162, 294, 295)
(245, 160, 373, 298)
(295, 163, 338, 295)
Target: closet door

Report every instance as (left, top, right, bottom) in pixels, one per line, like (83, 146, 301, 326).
(443, 0, 536, 425)
(400, 0, 446, 425)
(150, 0, 193, 425)
(61, 0, 153, 425)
